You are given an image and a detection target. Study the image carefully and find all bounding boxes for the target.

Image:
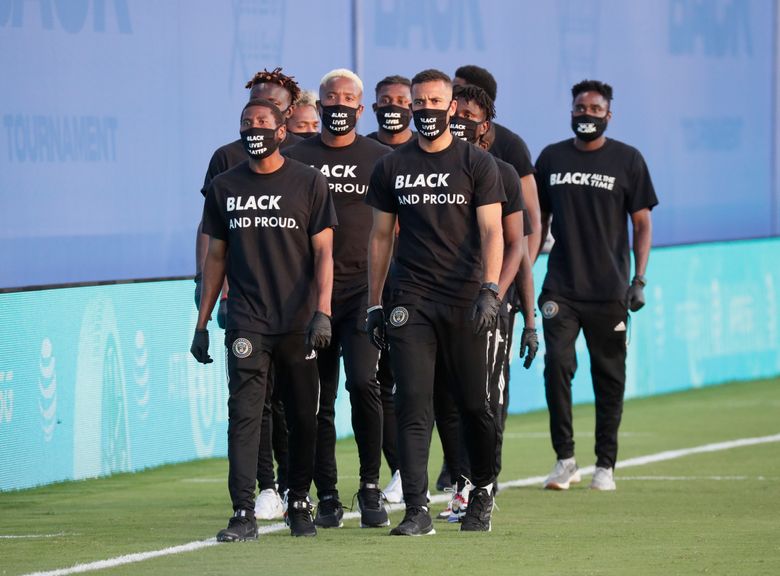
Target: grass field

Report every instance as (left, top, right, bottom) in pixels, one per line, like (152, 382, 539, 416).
(2, 378, 779, 576)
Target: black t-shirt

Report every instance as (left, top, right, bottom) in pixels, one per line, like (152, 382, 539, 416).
(496, 157, 531, 235)
(201, 159, 337, 334)
(490, 122, 535, 179)
(366, 137, 506, 306)
(284, 134, 391, 296)
(365, 131, 416, 150)
(535, 138, 658, 301)
(200, 132, 303, 195)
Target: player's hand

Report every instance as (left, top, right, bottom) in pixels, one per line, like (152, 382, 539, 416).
(217, 297, 227, 329)
(470, 286, 501, 335)
(306, 311, 332, 350)
(194, 273, 202, 309)
(190, 329, 213, 364)
(519, 327, 539, 369)
(365, 306, 387, 350)
(626, 275, 647, 312)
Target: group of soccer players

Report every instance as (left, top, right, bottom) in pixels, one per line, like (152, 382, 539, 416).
(190, 64, 657, 539)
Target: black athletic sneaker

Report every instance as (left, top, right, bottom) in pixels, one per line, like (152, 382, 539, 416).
(287, 499, 317, 537)
(460, 487, 493, 532)
(356, 483, 390, 528)
(216, 509, 258, 542)
(389, 506, 436, 536)
(314, 495, 344, 528)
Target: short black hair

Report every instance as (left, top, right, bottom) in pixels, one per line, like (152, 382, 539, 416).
(453, 84, 495, 120)
(411, 69, 451, 87)
(241, 98, 284, 127)
(571, 80, 613, 105)
(375, 75, 411, 94)
(454, 65, 497, 102)
(245, 67, 301, 103)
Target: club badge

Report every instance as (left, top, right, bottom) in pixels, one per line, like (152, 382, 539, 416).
(232, 337, 252, 358)
(541, 301, 559, 319)
(389, 306, 409, 327)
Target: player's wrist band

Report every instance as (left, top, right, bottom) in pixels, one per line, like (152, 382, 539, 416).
(367, 305, 383, 313)
(481, 282, 500, 296)
(632, 275, 647, 286)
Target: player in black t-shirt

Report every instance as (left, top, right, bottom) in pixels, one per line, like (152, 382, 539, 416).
(191, 99, 337, 539)
(453, 65, 543, 264)
(535, 80, 658, 492)
(366, 69, 515, 535)
(365, 75, 415, 149)
(433, 84, 539, 521)
(364, 74, 415, 503)
(285, 69, 392, 530)
(195, 68, 303, 522)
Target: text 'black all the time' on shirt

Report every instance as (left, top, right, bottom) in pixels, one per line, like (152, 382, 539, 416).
(535, 137, 658, 301)
(284, 134, 391, 296)
(366, 137, 506, 307)
(200, 132, 303, 196)
(201, 158, 337, 334)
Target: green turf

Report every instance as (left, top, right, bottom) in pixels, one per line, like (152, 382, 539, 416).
(2, 378, 779, 576)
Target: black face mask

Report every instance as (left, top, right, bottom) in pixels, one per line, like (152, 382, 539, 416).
(412, 108, 450, 141)
(375, 105, 411, 133)
(449, 117, 481, 144)
(320, 104, 359, 135)
(295, 131, 318, 139)
(571, 114, 608, 142)
(240, 127, 280, 159)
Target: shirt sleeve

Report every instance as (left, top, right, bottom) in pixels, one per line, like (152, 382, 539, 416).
(505, 136, 535, 178)
(200, 149, 229, 197)
(627, 149, 659, 213)
(365, 157, 398, 214)
(201, 183, 228, 240)
(500, 164, 524, 217)
(473, 150, 506, 207)
(308, 172, 339, 236)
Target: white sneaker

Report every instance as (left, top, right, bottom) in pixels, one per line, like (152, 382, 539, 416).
(543, 457, 582, 490)
(254, 488, 285, 520)
(590, 466, 616, 491)
(383, 470, 403, 504)
(448, 479, 473, 522)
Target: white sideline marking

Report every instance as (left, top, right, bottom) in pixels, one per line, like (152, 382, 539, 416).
(618, 476, 771, 481)
(0, 533, 73, 539)
(22, 433, 780, 576)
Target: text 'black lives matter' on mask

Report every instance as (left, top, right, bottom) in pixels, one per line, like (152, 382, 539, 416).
(240, 127, 281, 159)
(376, 105, 411, 133)
(449, 117, 481, 144)
(571, 114, 608, 142)
(321, 104, 358, 135)
(413, 108, 449, 141)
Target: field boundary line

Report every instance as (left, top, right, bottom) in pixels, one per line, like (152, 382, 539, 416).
(22, 432, 780, 576)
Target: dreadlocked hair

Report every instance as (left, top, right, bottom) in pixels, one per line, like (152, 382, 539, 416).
(453, 84, 496, 120)
(245, 67, 301, 103)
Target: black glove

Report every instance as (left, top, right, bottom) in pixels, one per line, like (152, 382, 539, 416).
(190, 329, 213, 364)
(306, 311, 332, 350)
(194, 273, 202, 309)
(626, 275, 647, 312)
(519, 327, 539, 369)
(217, 298, 227, 329)
(365, 306, 387, 350)
(470, 284, 501, 335)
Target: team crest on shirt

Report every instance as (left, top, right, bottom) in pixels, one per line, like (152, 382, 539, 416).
(232, 337, 252, 358)
(389, 306, 409, 327)
(541, 301, 559, 319)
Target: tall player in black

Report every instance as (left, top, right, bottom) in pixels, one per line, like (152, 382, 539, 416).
(366, 69, 513, 535)
(535, 80, 657, 491)
(453, 65, 543, 263)
(285, 69, 392, 529)
(435, 84, 539, 520)
(195, 68, 304, 521)
(191, 99, 337, 539)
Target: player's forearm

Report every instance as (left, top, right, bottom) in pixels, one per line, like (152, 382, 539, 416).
(537, 212, 551, 263)
(313, 244, 334, 317)
(517, 240, 536, 328)
(195, 221, 209, 274)
(521, 174, 543, 263)
(480, 225, 504, 286)
(367, 229, 393, 307)
(197, 253, 225, 329)
(632, 215, 653, 277)
(498, 213, 523, 300)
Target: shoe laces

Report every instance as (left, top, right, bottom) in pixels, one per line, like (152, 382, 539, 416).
(351, 483, 385, 511)
(468, 489, 493, 516)
(317, 495, 342, 515)
(228, 510, 253, 528)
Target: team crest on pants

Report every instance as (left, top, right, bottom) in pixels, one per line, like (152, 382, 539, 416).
(232, 337, 252, 358)
(389, 306, 409, 327)
(541, 301, 559, 319)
